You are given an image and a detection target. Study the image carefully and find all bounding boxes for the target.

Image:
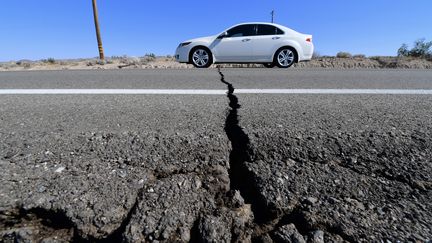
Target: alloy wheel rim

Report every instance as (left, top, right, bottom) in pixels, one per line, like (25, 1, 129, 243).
(192, 49, 209, 67)
(277, 49, 294, 67)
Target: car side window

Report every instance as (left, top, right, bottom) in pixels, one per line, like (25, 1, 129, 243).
(257, 24, 285, 35)
(226, 25, 256, 38)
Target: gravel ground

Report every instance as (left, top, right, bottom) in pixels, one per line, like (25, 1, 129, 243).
(0, 69, 431, 242)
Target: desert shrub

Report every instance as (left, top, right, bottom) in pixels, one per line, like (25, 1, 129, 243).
(166, 55, 172, 58)
(353, 54, 366, 59)
(409, 39, 432, 58)
(397, 44, 410, 57)
(145, 53, 156, 58)
(141, 53, 156, 63)
(398, 39, 432, 59)
(336, 52, 352, 58)
(17, 61, 32, 68)
(42, 58, 56, 64)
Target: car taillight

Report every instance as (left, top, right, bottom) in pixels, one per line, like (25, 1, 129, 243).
(306, 38, 312, 42)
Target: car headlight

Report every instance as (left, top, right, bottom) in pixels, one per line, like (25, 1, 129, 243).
(179, 42, 191, 47)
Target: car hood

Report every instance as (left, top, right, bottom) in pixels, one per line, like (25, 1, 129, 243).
(183, 35, 216, 44)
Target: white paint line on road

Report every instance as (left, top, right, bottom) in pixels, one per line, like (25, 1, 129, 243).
(235, 89, 432, 94)
(0, 89, 226, 95)
(0, 89, 432, 95)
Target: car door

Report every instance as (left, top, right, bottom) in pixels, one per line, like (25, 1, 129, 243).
(211, 24, 255, 62)
(252, 24, 285, 62)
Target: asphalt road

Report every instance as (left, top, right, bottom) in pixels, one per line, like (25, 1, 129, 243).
(1, 69, 432, 89)
(1, 69, 431, 242)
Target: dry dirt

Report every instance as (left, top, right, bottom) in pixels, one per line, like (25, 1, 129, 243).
(1, 56, 432, 71)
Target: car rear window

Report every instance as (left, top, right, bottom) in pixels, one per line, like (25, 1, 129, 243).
(257, 24, 285, 35)
(275, 27, 284, 35)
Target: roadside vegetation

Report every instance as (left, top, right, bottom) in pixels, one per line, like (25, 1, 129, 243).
(304, 38, 432, 69)
(41, 58, 56, 64)
(336, 52, 352, 58)
(1, 39, 432, 71)
(397, 38, 432, 61)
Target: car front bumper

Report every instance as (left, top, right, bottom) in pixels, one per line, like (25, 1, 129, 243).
(175, 46, 191, 63)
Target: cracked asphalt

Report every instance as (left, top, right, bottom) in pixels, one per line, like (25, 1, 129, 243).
(0, 69, 431, 242)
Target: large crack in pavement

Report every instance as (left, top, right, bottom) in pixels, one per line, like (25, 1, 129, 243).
(2, 70, 431, 242)
(217, 66, 293, 239)
(217, 66, 255, 192)
(216, 67, 365, 242)
(218, 66, 260, 209)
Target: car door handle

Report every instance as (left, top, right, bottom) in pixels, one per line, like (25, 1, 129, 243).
(272, 37, 280, 40)
(242, 38, 251, 42)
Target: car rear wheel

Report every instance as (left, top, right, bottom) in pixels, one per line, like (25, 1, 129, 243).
(263, 63, 275, 68)
(190, 48, 212, 68)
(274, 47, 296, 68)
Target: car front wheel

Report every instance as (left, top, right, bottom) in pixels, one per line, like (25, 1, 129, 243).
(274, 47, 296, 68)
(190, 48, 212, 68)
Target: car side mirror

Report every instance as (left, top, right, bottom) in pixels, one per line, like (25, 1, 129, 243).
(217, 32, 228, 39)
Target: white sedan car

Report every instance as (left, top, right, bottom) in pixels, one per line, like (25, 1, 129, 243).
(175, 22, 313, 68)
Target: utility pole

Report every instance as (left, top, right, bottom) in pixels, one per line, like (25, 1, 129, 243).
(271, 10, 274, 23)
(92, 0, 105, 60)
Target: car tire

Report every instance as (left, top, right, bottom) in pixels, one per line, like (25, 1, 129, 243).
(274, 47, 297, 68)
(263, 63, 275, 68)
(190, 47, 213, 68)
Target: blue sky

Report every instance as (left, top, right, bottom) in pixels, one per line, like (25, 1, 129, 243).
(0, 0, 431, 61)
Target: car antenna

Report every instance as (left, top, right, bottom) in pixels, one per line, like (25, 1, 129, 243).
(271, 10, 275, 23)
